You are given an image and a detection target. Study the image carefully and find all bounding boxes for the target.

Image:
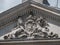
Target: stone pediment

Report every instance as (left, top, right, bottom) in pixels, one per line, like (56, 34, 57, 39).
(0, 0, 60, 45)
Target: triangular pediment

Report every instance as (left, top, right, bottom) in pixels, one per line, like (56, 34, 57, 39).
(0, 0, 60, 41)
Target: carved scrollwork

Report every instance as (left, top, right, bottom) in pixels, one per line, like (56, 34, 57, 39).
(4, 14, 59, 40)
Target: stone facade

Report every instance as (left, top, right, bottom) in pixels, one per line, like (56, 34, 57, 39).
(0, 0, 60, 45)
(0, 0, 60, 35)
(0, 0, 60, 40)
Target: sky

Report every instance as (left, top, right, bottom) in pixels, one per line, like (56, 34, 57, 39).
(48, 0, 60, 8)
(0, 0, 22, 13)
(0, 0, 60, 13)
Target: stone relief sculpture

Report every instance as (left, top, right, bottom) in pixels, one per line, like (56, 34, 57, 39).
(3, 12, 59, 40)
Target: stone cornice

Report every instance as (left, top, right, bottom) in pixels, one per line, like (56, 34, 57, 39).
(0, 39, 60, 44)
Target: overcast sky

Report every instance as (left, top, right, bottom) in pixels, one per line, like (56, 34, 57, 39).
(48, 0, 60, 7)
(0, 0, 60, 13)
